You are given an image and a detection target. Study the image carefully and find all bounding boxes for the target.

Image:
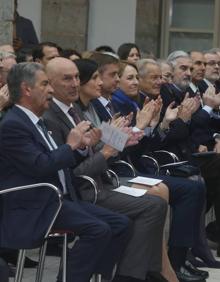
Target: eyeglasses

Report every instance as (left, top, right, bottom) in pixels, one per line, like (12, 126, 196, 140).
(206, 61, 220, 67)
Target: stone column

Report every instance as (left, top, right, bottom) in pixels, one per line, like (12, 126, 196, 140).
(0, 0, 14, 45)
(41, 0, 89, 52)
(135, 0, 162, 58)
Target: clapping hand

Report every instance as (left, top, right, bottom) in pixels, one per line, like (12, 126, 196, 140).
(136, 99, 155, 129)
(160, 102, 179, 130)
(66, 121, 91, 150)
(178, 93, 195, 122)
(150, 96, 163, 127)
(87, 128, 102, 146)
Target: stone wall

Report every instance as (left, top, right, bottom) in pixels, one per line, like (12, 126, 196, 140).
(41, 0, 89, 52)
(0, 0, 14, 45)
(136, 0, 162, 58)
(1, 0, 162, 55)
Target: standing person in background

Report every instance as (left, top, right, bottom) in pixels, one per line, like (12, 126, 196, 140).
(13, 0, 39, 51)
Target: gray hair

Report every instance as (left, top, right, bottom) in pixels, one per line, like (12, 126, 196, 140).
(7, 62, 44, 103)
(0, 51, 16, 60)
(136, 58, 158, 77)
(167, 50, 190, 67)
(203, 48, 220, 56)
(157, 59, 174, 71)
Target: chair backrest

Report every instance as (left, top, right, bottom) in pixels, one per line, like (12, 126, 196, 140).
(0, 183, 63, 239)
(110, 160, 136, 177)
(153, 150, 180, 165)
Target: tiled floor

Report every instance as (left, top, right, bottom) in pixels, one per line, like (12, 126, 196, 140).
(9, 248, 220, 282)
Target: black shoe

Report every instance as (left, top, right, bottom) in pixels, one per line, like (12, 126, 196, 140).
(176, 266, 206, 282)
(185, 261, 209, 279)
(187, 251, 207, 268)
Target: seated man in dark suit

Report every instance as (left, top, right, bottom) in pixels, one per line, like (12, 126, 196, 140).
(188, 51, 206, 97)
(197, 49, 220, 94)
(187, 51, 220, 153)
(0, 62, 131, 282)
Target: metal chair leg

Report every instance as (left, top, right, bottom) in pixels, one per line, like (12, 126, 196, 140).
(62, 233, 67, 282)
(35, 240, 48, 282)
(15, 249, 26, 282)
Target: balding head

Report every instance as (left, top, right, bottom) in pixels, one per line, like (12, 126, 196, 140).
(46, 57, 80, 105)
(46, 57, 72, 76)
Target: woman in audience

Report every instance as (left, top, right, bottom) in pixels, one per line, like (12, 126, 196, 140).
(117, 43, 141, 64)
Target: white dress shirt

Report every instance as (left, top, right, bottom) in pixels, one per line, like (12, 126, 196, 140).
(53, 98, 89, 156)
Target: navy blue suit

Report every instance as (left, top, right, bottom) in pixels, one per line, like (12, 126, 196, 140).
(92, 99, 112, 122)
(0, 106, 130, 281)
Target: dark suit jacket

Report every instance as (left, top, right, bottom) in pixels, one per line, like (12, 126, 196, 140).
(197, 79, 220, 95)
(160, 83, 199, 160)
(92, 99, 112, 122)
(43, 101, 112, 202)
(0, 106, 80, 249)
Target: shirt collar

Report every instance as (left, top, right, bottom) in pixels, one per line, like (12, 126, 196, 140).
(172, 83, 182, 92)
(15, 104, 40, 125)
(204, 78, 213, 87)
(53, 97, 72, 114)
(189, 82, 197, 93)
(98, 96, 111, 107)
(139, 90, 148, 97)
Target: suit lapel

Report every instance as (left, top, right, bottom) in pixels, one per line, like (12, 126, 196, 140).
(12, 106, 51, 150)
(50, 101, 75, 130)
(92, 99, 111, 122)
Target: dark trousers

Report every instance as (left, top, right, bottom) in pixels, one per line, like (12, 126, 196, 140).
(199, 155, 220, 230)
(54, 199, 130, 282)
(0, 258, 9, 282)
(139, 173, 205, 247)
(159, 175, 205, 247)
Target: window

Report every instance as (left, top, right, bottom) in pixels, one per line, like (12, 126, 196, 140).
(160, 0, 220, 57)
